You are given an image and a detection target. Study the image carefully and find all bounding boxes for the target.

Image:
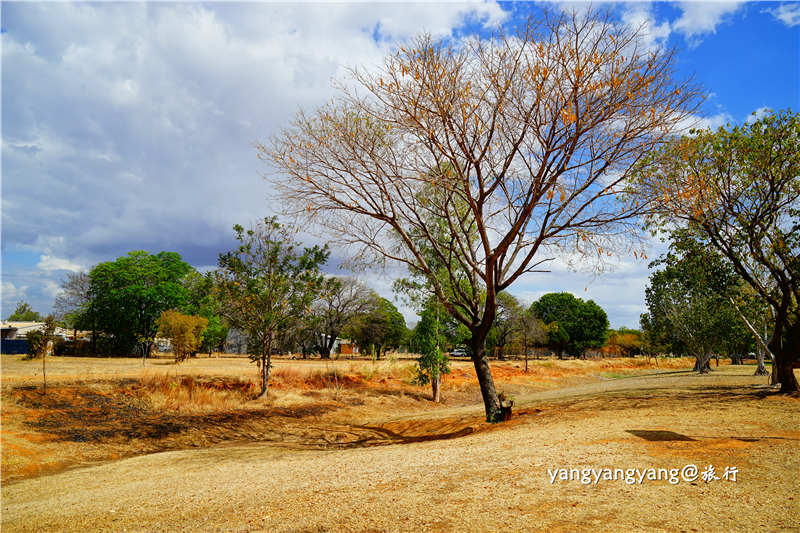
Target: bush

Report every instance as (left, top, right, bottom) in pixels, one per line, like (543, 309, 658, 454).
(157, 310, 208, 363)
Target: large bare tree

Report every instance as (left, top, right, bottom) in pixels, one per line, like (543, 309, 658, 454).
(265, 9, 701, 421)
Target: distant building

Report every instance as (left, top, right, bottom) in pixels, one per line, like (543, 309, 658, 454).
(335, 338, 359, 355)
(224, 328, 249, 354)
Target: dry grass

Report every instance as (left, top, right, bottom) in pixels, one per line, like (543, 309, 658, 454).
(5, 353, 795, 531)
(2, 362, 797, 532)
(1, 354, 683, 484)
(139, 374, 258, 413)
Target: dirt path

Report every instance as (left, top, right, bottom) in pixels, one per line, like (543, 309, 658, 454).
(3, 366, 798, 532)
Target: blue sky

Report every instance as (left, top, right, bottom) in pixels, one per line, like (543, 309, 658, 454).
(2, 1, 798, 327)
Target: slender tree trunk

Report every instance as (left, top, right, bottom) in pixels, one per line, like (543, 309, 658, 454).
(259, 338, 273, 397)
(524, 343, 529, 373)
(755, 346, 769, 376)
(42, 343, 47, 395)
(432, 372, 440, 403)
(469, 332, 503, 422)
(91, 309, 97, 356)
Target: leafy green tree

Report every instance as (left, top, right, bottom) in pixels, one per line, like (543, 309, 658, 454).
(8, 301, 42, 321)
(643, 230, 745, 373)
(544, 321, 569, 359)
(635, 109, 800, 392)
(532, 293, 608, 358)
(89, 251, 191, 360)
(214, 217, 328, 396)
(181, 270, 229, 354)
(411, 303, 450, 402)
(157, 310, 208, 363)
(25, 315, 56, 394)
(639, 313, 669, 356)
(345, 296, 407, 359)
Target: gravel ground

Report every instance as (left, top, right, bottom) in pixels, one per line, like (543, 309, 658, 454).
(3, 365, 798, 532)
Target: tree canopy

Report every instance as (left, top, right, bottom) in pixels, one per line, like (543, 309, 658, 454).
(345, 296, 407, 359)
(7, 301, 42, 322)
(89, 251, 192, 358)
(157, 310, 208, 363)
(532, 292, 608, 358)
(634, 109, 799, 391)
(312, 276, 374, 358)
(266, 8, 701, 421)
(214, 217, 328, 396)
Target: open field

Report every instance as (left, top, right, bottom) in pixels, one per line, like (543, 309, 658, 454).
(2, 354, 798, 532)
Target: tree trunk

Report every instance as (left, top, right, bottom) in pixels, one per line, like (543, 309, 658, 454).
(693, 354, 711, 374)
(432, 373, 440, 403)
(469, 333, 503, 423)
(772, 331, 798, 393)
(258, 338, 273, 397)
(524, 345, 529, 374)
(754, 346, 769, 376)
(42, 342, 47, 395)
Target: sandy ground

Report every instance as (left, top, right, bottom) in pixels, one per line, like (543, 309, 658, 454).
(2, 355, 798, 532)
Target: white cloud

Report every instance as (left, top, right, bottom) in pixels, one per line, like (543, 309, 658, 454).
(620, 3, 672, 52)
(42, 280, 62, 299)
(36, 254, 85, 272)
(2, 282, 29, 305)
(745, 106, 772, 124)
(672, 111, 735, 134)
(672, 1, 745, 44)
(2, 2, 507, 267)
(2, 2, 511, 316)
(764, 3, 800, 26)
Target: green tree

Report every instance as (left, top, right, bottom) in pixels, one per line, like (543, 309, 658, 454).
(411, 303, 451, 402)
(181, 270, 229, 354)
(8, 301, 42, 321)
(643, 230, 745, 373)
(157, 310, 208, 363)
(214, 217, 328, 396)
(635, 109, 800, 392)
(544, 321, 569, 358)
(89, 251, 191, 360)
(532, 293, 608, 358)
(345, 296, 407, 359)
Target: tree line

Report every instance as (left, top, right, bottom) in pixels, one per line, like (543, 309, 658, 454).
(33, 211, 620, 400)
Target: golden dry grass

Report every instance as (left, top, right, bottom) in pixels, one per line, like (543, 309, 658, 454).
(2, 354, 797, 532)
